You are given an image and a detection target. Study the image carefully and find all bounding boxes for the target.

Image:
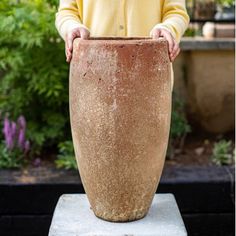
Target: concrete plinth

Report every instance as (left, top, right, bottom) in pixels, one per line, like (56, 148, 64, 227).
(49, 194, 187, 236)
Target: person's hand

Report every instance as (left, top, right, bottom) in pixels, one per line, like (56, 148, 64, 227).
(150, 28, 180, 62)
(65, 26, 90, 63)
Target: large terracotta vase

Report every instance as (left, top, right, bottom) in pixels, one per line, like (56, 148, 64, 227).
(69, 37, 172, 222)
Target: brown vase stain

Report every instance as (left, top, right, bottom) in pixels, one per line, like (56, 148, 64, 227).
(69, 37, 172, 222)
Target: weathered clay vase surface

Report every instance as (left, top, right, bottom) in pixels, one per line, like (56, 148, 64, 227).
(69, 37, 172, 222)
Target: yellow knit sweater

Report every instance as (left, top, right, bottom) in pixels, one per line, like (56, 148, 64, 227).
(55, 0, 190, 91)
(55, 0, 189, 43)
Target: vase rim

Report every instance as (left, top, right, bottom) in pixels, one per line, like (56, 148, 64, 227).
(74, 37, 167, 45)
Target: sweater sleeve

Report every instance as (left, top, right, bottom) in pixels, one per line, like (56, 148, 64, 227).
(55, 0, 87, 41)
(153, 0, 190, 43)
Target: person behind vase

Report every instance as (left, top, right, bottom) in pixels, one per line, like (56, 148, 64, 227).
(55, 0, 190, 91)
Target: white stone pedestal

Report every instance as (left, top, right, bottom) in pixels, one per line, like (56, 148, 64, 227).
(49, 194, 187, 236)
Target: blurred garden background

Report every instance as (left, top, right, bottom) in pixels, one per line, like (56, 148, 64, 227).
(0, 0, 235, 236)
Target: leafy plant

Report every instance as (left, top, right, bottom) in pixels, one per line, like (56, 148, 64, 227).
(184, 28, 196, 37)
(167, 92, 192, 159)
(184, 26, 202, 37)
(170, 93, 191, 139)
(0, 0, 70, 154)
(216, 0, 235, 7)
(55, 141, 77, 170)
(0, 116, 30, 168)
(212, 140, 234, 165)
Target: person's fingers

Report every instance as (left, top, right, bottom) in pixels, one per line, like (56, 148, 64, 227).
(65, 27, 90, 63)
(170, 42, 179, 60)
(65, 43, 72, 63)
(170, 47, 180, 62)
(65, 42, 71, 62)
(160, 30, 174, 54)
(79, 27, 90, 39)
(151, 28, 161, 39)
(150, 28, 178, 61)
(67, 30, 80, 53)
(65, 30, 81, 62)
(66, 49, 72, 63)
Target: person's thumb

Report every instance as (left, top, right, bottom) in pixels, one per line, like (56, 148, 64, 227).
(150, 28, 161, 39)
(66, 30, 80, 52)
(79, 27, 90, 39)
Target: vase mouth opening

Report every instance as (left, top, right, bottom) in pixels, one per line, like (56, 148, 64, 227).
(88, 37, 152, 40)
(74, 37, 167, 45)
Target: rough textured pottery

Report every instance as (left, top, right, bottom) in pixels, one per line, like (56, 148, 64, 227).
(69, 37, 172, 222)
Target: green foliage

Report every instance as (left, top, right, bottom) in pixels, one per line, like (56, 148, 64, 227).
(187, 0, 234, 7)
(55, 141, 77, 170)
(184, 28, 195, 37)
(216, 0, 235, 7)
(0, 142, 25, 168)
(0, 0, 70, 153)
(170, 92, 191, 139)
(184, 27, 202, 37)
(167, 92, 191, 159)
(212, 140, 234, 165)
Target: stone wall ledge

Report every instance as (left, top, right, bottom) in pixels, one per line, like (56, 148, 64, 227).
(180, 37, 235, 50)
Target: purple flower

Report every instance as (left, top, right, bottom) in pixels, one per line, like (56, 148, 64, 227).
(2, 115, 30, 154)
(3, 117, 14, 150)
(17, 115, 26, 131)
(3, 117, 10, 138)
(18, 128, 25, 150)
(11, 122, 17, 138)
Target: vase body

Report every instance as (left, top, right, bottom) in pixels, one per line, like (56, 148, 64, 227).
(69, 37, 172, 222)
